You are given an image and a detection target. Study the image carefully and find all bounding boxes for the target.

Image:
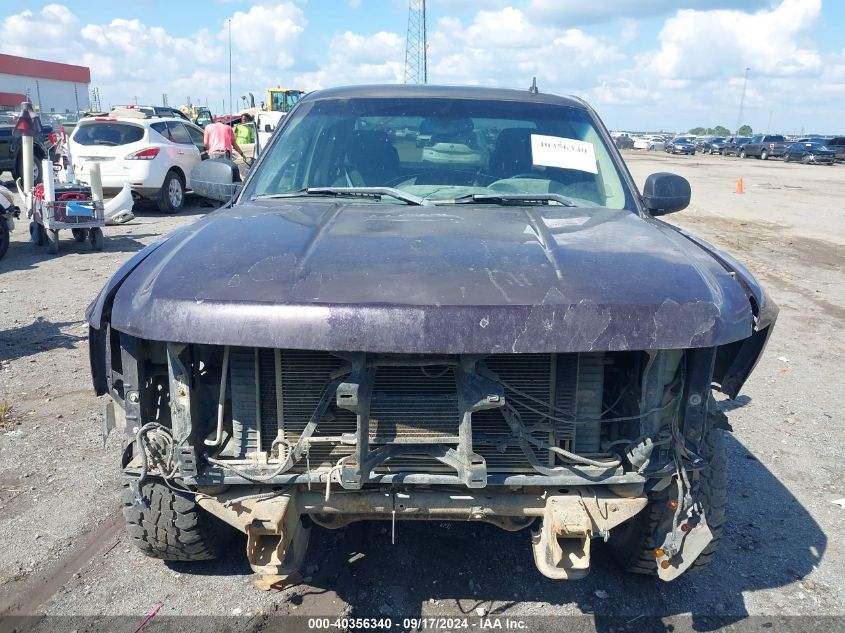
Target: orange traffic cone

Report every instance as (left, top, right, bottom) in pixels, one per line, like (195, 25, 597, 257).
(735, 176, 744, 194)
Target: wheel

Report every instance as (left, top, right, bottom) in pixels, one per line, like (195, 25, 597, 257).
(157, 170, 185, 214)
(30, 222, 45, 246)
(739, 150, 747, 159)
(783, 154, 790, 163)
(46, 228, 60, 254)
(608, 423, 727, 576)
(801, 155, 811, 165)
(760, 149, 768, 160)
(121, 479, 231, 561)
(0, 220, 9, 260)
(16, 154, 43, 185)
(88, 227, 104, 251)
(72, 228, 88, 242)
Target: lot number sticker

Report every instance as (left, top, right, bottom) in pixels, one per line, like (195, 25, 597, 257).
(530, 134, 598, 174)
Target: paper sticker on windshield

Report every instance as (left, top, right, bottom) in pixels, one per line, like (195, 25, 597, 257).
(530, 134, 597, 174)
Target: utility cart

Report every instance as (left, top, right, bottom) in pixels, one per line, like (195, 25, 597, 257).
(30, 182, 104, 254)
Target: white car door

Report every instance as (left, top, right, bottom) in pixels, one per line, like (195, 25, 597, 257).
(166, 121, 201, 187)
(184, 123, 208, 161)
(256, 111, 283, 148)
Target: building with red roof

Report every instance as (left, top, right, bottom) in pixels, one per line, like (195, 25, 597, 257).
(0, 53, 91, 114)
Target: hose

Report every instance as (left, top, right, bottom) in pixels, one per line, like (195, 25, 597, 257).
(204, 378, 341, 482)
(501, 404, 622, 472)
(205, 345, 230, 447)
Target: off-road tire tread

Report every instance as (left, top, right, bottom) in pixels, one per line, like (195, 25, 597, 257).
(608, 426, 726, 576)
(121, 479, 230, 561)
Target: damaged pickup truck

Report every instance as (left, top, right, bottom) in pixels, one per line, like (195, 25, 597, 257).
(87, 85, 776, 582)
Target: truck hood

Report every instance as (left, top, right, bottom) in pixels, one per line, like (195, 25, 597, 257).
(106, 200, 753, 353)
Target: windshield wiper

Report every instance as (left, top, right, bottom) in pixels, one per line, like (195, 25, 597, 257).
(253, 187, 430, 206)
(437, 193, 577, 207)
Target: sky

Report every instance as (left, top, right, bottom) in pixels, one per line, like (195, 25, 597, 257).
(2, 0, 844, 134)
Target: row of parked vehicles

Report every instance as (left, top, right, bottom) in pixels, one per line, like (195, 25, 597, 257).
(615, 132, 844, 165)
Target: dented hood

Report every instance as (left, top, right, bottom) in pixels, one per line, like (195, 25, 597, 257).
(107, 201, 753, 353)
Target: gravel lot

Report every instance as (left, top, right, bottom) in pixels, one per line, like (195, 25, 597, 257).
(1, 152, 843, 632)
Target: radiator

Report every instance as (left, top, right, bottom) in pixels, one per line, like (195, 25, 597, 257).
(228, 349, 603, 473)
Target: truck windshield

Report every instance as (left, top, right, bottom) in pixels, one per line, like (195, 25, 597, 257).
(247, 97, 635, 210)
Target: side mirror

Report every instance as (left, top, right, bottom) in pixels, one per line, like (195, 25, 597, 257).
(642, 172, 690, 216)
(190, 158, 241, 202)
(264, 124, 273, 132)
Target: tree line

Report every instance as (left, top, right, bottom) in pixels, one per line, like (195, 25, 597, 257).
(688, 125, 753, 136)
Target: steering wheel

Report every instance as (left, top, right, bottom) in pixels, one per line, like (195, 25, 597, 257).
(501, 172, 545, 180)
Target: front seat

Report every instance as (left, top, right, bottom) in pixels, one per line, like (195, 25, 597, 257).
(342, 130, 400, 187)
(489, 128, 535, 179)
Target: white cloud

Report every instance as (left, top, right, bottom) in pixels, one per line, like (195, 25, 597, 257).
(0, 2, 306, 113)
(527, 0, 768, 25)
(2, 4, 81, 62)
(589, 79, 658, 107)
(1, 0, 841, 132)
(641, 0, 823, 80)
(225, 2, 306, 70)
(586, 0, 836, 132)
(294, 31, 405, 90)
(428, 8, 623, 88)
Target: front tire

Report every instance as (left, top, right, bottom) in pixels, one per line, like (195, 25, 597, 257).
(16, 154, 43, 185)
(740, 150, 747, 159)
(608, 424, 727, 576)
(157, 170, 185, 214)
(121, 479, 231, 561)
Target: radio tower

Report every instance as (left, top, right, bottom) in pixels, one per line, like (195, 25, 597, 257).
(404, 0, 427, 84)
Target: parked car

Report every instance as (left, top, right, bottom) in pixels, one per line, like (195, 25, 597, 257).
(666, 137, 696, 155)
(701, 137, 727, 155)
(88, 84, 777, 584)
(782, 141, 836, 165)
(615, 135, 634, 150)
(632, 136, 650, 150)
(723, 136, 751, 157)
(68, 112, 208, 212)
(634, 135, 665, 151)
(112, 105, 190, 122)
(0, 120, 55, 184)
(214, 114, 242, 126)
(824, 137, 845, 162)
(421, 117, 485, 166)
(740, 134, 786, 160)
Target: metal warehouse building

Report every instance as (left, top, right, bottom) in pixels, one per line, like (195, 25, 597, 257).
(0, 53, 90, 114)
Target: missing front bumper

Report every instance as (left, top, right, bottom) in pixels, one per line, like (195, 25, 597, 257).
(196, 485, 647, 580)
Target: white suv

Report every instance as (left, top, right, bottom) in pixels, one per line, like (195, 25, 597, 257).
(69, 110, 208, 213)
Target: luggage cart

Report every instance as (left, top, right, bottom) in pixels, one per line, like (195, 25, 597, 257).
(30, 183, 105, 254)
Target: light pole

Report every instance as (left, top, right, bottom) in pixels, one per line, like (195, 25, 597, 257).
(736, 67, 749, 135)
(228, 19, 233, 115)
